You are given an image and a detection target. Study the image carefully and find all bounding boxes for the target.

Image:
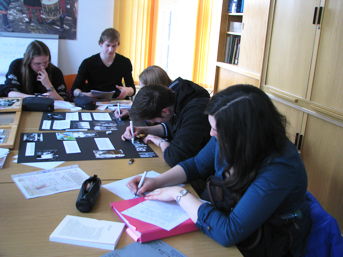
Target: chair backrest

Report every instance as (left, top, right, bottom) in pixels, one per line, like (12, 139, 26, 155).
(304, 192, 343, 257)
(63, 74, 77, 101)
(64, 74, 76, 92)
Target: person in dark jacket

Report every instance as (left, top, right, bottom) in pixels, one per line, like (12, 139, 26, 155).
(121, 74, 211, 167)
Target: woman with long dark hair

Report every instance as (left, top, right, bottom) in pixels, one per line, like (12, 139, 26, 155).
(128, 84, 312, 256)
(4, 40, 67, 100)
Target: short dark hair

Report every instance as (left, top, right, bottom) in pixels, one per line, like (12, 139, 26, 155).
(129, 85, 176, 121)
(99, 28, 120, 44)
(206, 84, 287, 192)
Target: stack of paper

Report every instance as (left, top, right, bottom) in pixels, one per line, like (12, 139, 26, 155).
(0, 148, 9, 168)
(49, 215, 125, 250)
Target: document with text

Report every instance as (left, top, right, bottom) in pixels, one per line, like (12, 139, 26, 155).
(11, 165, 89, 199)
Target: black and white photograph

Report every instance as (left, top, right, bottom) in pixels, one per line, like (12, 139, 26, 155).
(23, 132, 43, 142)
(36, 149, 58, 160)
(93, 149, 125, 159)
(93, 121, 118, 131)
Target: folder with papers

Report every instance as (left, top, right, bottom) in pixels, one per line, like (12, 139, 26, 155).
(110, 197, 198, 243)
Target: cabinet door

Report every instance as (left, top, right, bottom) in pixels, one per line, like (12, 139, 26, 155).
(264, 0, 320, 98)
(301, 116, 343, 226)
(239, 0, 270, 73)
(273, 100, 305, 145)
(310, 0, 343, 112)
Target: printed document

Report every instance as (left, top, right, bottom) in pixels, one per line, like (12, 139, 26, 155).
(11, 165, 89, 199)
(122, 200, 189, 231)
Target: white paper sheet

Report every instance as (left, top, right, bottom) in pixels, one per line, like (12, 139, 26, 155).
(94, 138, 115, 150)
(42, 120, 52, 130)
(21, 161, 64, 170)
(92, 113, 112, 121)
(11, 165, 89, 199)
(122, 200, 189, 231)
(81, 113, 92, 121)
(53, 120, 71, 130)
(25, 142, 35, 156)
(63, 141, 81, 153)
(103, 171, 160, 199)
(54, 100, 81, 111)
(66, 112, 79, 121)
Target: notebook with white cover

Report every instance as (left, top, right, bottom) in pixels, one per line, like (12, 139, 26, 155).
(49, 215, 125, 250)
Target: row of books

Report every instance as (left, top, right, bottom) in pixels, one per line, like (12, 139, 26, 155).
(225, 35, 240, 64)
(228, 0, 244, 13)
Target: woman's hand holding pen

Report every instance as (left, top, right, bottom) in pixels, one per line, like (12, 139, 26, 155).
(127, 175, 157, 196)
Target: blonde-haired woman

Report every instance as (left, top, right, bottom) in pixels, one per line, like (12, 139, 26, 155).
(4, 40, 67, 100)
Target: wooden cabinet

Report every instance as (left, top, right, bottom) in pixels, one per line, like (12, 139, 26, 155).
(262, 0, 343, 226)
(214, 0, 271, 93)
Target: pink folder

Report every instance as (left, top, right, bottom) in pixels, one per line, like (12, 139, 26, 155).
(110, 197, 198, 243)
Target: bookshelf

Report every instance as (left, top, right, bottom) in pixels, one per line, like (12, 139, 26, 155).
(214, 0, 270, 93)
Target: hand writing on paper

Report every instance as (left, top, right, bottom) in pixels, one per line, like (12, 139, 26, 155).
(127, 175, 157, 196)
(121, 126, 145, 141)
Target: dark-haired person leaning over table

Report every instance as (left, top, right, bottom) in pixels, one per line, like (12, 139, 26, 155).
(128, 85, 312, 257)
(2, 40, 68, 100)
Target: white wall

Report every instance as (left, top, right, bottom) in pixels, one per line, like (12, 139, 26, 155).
(58, 0, 114, 75)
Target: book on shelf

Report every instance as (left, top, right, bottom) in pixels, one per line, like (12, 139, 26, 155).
(49, 215, 125, 250)
(228, 0, 244, 13)
(110, 197, 198, 243)
(225, 35, 241, 64)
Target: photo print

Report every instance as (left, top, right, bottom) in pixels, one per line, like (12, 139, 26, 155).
(93, 149, 125, 159)
(23, 133, 43, 142)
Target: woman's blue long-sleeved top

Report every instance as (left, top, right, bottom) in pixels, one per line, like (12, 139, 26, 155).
(179, 137, 310, 253)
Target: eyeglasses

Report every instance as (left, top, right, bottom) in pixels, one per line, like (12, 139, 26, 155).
(31, 61, 49, 67)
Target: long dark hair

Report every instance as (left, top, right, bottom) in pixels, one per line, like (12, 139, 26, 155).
(21, 40, 51, 93)
(205, 84, 287, 194)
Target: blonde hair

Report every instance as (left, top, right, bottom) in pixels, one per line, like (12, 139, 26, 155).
(21, 40, 51, 93)
(139, 65, 172, 87)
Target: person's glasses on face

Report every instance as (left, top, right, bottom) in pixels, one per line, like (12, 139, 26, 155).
(31, 61, 49, 68)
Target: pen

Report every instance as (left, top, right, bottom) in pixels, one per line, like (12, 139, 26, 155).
(135, 171, 148, 196)
(117, 103, 120, 115)
(130, 120, 134, 143)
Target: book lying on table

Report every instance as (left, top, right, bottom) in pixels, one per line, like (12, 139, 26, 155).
(49, 215, 125, 250)
(110, 197, 198, 243)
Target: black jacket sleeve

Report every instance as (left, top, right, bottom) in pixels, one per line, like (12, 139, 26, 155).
(163, 97, 211, 166)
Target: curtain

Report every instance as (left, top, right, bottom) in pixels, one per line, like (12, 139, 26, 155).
(193, 0, 212, 88)
(114, 0, 158, 83)
(114, 0, 220, 90)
